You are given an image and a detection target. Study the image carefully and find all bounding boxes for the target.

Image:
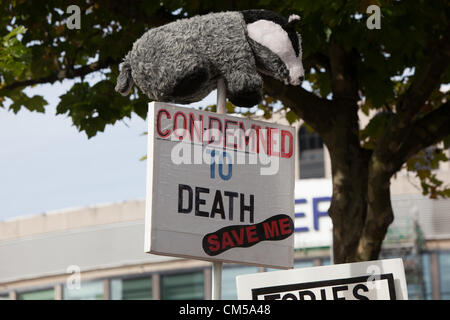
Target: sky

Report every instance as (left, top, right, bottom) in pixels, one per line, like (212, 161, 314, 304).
(0, 80, 217, 221)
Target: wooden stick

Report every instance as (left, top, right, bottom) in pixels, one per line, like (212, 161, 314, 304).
(217, 78, 226, 115)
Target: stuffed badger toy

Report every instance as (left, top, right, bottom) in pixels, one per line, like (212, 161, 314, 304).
(115, 9, 304, 108)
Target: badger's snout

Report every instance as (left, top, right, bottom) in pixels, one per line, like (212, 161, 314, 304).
(289, 75, 304, 86)
(288, 63, 304, 86)
(292, 76, 304, 86)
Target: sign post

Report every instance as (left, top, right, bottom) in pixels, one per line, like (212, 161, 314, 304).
(212, 78, 226, 300)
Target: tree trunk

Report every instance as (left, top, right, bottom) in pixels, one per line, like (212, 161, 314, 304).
(328, 152, 370, 263)
(324, 40, 396, 264)
(324, 105, 373, 263)
(354, 153, 395, 261)
(324, 105, 396, 263)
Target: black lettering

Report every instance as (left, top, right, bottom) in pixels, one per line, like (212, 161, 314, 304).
(332, 285, 348, 300)
(264, 294, 281, 300)
(353, 284, 370, 300)
(298, 290, 316, 300)
(210, 190, 225, 219)
(320, 288, 327, 300)
(178, 184, 192, 213)
(240, 193, 254, 223)
(282, 293, 298, 300)
(224, 191, 238, 221)
(195, 187, 209, 217)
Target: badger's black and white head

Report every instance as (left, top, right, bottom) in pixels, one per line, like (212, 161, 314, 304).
(242, 10, 304, 86)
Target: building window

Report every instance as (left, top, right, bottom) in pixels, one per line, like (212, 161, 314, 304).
(320, 258, 331, 266)
(222, 265, 259, 300)
(63, 281, 103, 300)
(161, 271, 204, 300)
(393, 254, 426, 300)
(406, 277, 423, 300)
(18, 288, 54, 300)
(439, 252, 450, 300)
(266, 259, 315, 272)
(294, 260, 315, 269)
(111, 277, 152, 300)
(298, 126, 325, 179)
(421, 253, 433, 300)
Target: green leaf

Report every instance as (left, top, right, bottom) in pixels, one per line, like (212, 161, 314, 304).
(4, 89, 47, 113)
(359, 111, 393, 148)
(56, 80, 143, 138)
(443, 135, 450, 149)
(2, 26, 27, 42)
(286, 109, 299, 124)
(406, 147, 450, 199)
(0, 26, 31, 78)
(302, 122, 316, 134)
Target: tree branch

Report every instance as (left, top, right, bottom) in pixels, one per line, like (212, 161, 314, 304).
(397, 31, 450, 119)
(328, 39, 359, 103)
(374, 30, 450, 163)
(2, 57, 118, 92)
(261, 74, 336, 137)
(392, 101, 450, 171)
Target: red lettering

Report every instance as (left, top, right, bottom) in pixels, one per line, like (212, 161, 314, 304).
(156, 109, 171, 138)
(207, 234, 220, 252)
(258, 128, 270, 156)
(224, 119, 238, 149)
(238, 123, 259, 152)
(173, 111, 187, 140)
(189, 113, 203, 143)
(269, 128, 280, 157)
(208, 117, 222, 146)
(246, 225, 259, 243)
(263, 220, 280, 239)
(230, 228, 245, 246)
(221, 231, 235, 249)
(202, 215, 293, 256)
(281, 130, 293, 158)
(279, 217, 292, 235)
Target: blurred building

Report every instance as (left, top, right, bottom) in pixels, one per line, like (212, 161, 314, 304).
(1, 112, 449, 300)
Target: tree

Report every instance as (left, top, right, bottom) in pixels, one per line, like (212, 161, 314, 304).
(1, 0, 449, 263)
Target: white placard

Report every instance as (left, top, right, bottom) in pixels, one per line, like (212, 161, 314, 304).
(145, 102, 296, 269)
(236, 258, 408, 300)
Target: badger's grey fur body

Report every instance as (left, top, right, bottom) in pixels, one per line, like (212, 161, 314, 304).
(116, 10, 303, 108)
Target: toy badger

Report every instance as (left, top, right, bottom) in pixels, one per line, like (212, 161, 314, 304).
(115, 10, 304, 108)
